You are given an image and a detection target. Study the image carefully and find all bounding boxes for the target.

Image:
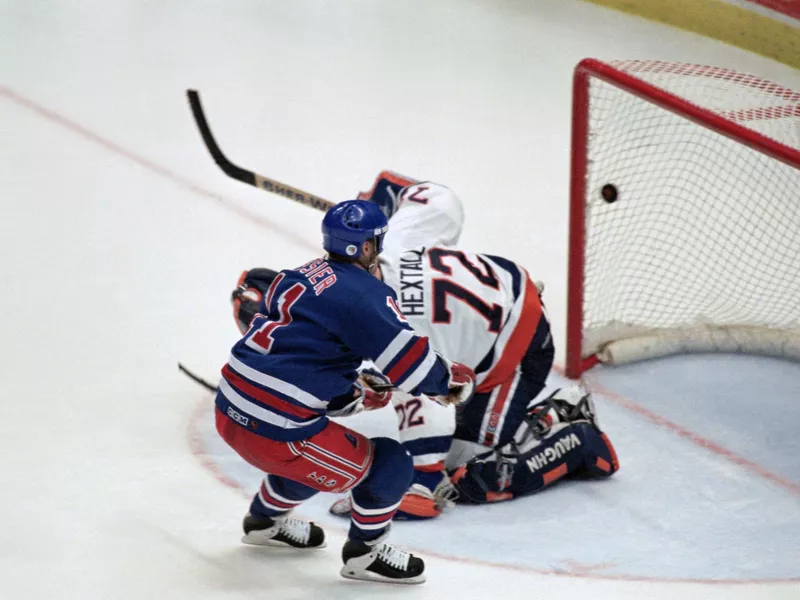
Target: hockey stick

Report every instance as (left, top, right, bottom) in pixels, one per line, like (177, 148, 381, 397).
(178, 362, 218, 393)
(186, 90, 335, 212)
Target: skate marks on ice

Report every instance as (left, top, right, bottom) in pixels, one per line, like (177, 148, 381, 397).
(0, 86, 320, 254)
(187, 366, 800, 583)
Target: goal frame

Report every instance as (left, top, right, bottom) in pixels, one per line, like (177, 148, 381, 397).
(565, 58, 800, 378)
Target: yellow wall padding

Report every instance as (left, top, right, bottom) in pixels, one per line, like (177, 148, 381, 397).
(581, 0, 800, 69)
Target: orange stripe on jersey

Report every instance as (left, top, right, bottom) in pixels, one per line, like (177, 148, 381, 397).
(480, 374, 516, 446)
(476, 274, 542, 393)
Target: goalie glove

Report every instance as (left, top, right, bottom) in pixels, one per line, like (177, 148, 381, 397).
(231, 268, 280, 334)
(356, 170, 417, 220)
(327, 379, 394, 418)
(435, 360, 476, 407)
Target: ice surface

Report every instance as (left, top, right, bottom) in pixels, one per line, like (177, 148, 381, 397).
(1, 1, 797, 598)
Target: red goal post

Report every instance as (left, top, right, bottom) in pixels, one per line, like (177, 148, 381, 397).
(566, 59, 800, 378)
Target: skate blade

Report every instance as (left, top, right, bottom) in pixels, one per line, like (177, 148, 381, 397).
(241, 533, 327, 549)
(339, 566, 426, 584)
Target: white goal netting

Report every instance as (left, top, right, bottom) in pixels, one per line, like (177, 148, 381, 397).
(573, 60, 800, 370)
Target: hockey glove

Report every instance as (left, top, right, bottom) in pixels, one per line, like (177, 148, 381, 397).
(359, 366, 393, 391)
(359, 378, 394, 410)
(327, 379, 394, 418)
(437, 361, 476, 407)
(231, 268, 279, 334)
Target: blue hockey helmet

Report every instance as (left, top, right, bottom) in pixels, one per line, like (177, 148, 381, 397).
(321, 200, 389, 259)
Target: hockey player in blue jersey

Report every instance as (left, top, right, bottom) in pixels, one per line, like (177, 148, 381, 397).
(215, 199, 476, 584)
(232, 173, 618, 523)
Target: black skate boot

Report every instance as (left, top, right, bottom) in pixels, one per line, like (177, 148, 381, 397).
(340, 530, 425, 584)
(241, 512, 326, 549)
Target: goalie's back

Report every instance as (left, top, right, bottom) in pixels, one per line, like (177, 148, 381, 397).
(379, 182, 544, 391)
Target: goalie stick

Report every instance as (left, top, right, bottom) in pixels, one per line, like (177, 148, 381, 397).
(186, 89, 335, 213)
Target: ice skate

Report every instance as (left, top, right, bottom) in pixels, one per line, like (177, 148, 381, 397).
(241, 512, 326, 549)
(340, 530, 425, 584)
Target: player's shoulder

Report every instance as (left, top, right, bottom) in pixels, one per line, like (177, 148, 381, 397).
(402, 180, 455, 200)
(334, 261, 397, 303)
(285, 257, 394, 305)
(401, 181, 463, 215)
(480, 252, 525, 276)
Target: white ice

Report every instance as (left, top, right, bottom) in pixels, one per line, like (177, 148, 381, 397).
(1, 1, 798, 598)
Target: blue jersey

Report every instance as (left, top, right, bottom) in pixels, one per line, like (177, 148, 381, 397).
(216, 257, 452, 441)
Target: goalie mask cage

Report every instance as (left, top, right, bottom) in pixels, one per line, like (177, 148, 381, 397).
(566, 59, 800, 378)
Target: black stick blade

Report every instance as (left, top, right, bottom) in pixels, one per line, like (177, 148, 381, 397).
(186, 89, 334, 212)
(178, 362, 218, 393)
(186, 89, 256, 186)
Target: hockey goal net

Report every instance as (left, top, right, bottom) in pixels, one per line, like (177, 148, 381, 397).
(566, 59, 800, 378)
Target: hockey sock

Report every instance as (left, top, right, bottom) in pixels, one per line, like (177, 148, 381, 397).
(250, 474, 317, 518)
(348, 437, 413, 541)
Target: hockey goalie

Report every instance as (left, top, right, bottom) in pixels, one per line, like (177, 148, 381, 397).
(232, 172, 619, 519)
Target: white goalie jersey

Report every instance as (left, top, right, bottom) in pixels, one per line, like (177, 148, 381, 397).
(379, 182, 542, 391)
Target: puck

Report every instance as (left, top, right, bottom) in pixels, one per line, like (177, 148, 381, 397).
(601, 184, 618, 203)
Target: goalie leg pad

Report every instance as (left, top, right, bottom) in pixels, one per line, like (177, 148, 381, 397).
(450, 421, 618, 504)
(394, 468, 459, 521)
(568, 422, 620, 478)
